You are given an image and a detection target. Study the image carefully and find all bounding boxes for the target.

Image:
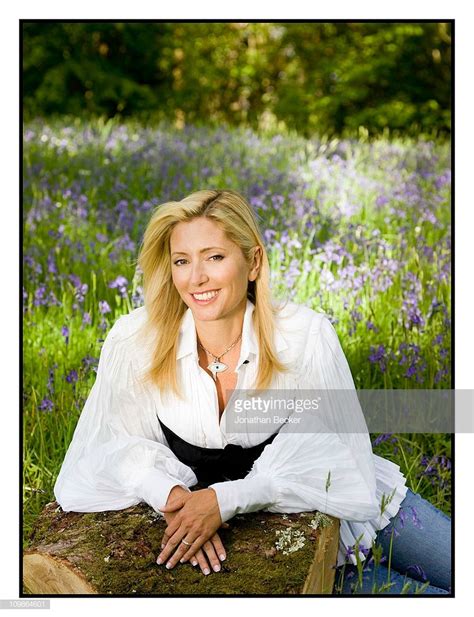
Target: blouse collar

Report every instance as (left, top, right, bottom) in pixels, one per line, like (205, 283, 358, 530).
(176, 298, 287, 368)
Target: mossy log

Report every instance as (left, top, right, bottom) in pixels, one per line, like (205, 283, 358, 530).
(23, 501, 340, 595)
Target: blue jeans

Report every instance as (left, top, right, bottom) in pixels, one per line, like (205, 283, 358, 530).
(334, 488, 452, 595)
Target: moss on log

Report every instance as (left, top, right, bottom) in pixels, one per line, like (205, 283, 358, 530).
(23, 501, 339, 595)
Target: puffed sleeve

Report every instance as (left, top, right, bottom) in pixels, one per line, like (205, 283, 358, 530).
(209, 314, 380, 523)
(53, 315, 197, 514)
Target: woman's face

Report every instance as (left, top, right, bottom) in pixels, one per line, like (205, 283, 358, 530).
(170, 217, 260, 322)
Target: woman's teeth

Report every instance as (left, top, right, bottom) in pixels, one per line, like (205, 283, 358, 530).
(193, 290, 219, 301)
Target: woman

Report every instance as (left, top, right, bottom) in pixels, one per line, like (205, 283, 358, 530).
(54, 189, 451, 594)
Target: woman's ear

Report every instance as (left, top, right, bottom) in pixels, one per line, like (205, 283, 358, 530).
(248, 246, 262, 282)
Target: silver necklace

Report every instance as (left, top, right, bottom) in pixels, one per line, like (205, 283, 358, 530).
(198, 332, 242, 381)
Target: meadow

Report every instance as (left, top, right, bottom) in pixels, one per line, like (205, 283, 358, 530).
(23, 117, 451, 593)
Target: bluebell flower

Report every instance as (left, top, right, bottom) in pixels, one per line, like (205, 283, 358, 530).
(39, 398, 54, 413)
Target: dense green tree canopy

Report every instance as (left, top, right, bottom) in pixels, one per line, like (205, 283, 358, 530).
(23, 21, 451, 138)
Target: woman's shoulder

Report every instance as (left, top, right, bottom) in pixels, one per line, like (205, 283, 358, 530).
(103, 306, 149, 355)
(273, 300, 331, 359)
(274, 299, 330, 332)
(102, 307, 151, 383)
(112, 305, 148, 336)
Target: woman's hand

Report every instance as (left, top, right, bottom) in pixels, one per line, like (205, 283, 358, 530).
(157, 488, 223, 571)
(157, 486, 227, 575)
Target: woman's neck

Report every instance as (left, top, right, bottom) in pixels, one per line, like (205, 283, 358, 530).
(194, 304, 245, 357)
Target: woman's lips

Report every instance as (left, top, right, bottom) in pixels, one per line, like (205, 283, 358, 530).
(190, 289, 221, 305)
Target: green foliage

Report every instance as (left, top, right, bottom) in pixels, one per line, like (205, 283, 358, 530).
(23, 22, 451, 138)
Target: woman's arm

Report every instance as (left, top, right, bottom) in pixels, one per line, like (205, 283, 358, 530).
(54, 315, 197, 514)
(208, 314, 380, 523)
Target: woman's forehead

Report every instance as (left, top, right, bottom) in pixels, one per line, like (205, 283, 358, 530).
(170, 218, 231, 247)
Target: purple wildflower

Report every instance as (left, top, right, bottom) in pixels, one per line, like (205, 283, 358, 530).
(39, 398, 54, 413)
(372, 433, 394, 447)
(82, 312, 92, 326)
(47, 366, 57, 394)
(34, 285, 48, 307)
(69, 274, 81, 288)
(132, 286, 144, 309)
(263, 229, 277, 244)
(369, 345, 385, 362)
(368, 344, 387, 373)
(109, 275, 129, 299)
(408, 309, 425, 329)
(345, 545, 354, 558)
(99, 300, 111, 315)
(47, 251, 57, 274)
(65, 369, 78, 384)
(82, 355, 98, 373)
(75, 284, 88, 303)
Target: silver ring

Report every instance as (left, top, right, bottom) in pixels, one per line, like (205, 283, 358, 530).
(181, 539, 193, 546)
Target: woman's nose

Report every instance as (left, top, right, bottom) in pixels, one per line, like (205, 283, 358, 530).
(190, 262, 209, 286)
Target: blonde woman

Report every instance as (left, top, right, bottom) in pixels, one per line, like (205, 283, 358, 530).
(54, 190, 450, 594)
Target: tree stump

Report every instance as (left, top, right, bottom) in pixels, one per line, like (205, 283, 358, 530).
(23, 501, 340, 595)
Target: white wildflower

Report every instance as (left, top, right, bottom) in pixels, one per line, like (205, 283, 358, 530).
(275, 528, 306, 555)
(308, 512, 333, 530)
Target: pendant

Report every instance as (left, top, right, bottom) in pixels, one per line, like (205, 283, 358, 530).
(208, 361, 228, 380)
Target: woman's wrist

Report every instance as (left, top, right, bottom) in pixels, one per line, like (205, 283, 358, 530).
(209, 474, 279, 522)
(136, 468, 190, 513)
(167, 484, 191, 504)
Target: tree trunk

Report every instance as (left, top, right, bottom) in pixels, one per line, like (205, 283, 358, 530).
(23, 501, 340, 595)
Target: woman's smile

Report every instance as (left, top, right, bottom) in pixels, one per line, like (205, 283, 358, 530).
(190, 289, 221, 305)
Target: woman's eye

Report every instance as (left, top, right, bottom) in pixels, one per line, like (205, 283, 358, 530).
(173, 255, 223, 266)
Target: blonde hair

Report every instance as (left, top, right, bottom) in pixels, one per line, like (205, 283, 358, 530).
(135, 189, 289, 400)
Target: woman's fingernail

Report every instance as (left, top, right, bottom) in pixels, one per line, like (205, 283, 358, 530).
(156, 558, 162, 565)
(180, 558, 185, 563)
(213, 564, 221, 572)
(166, 562, 172, 569)
(203, 568, 210, 575)
(219, 554, 226, 561)
(191, 560, 198, 566)
(161, 543, 165, 549)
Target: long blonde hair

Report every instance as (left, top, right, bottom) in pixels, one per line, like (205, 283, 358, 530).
(135, 189, 289, 400)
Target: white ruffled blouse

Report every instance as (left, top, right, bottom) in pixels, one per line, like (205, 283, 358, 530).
(54, 299, 408, 567)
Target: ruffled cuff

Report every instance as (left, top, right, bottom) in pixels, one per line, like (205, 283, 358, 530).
(209, 474, 279, 522)
(135, 468, 191, 514)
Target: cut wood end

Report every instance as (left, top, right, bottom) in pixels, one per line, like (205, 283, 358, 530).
(23, 552, 97, 595)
